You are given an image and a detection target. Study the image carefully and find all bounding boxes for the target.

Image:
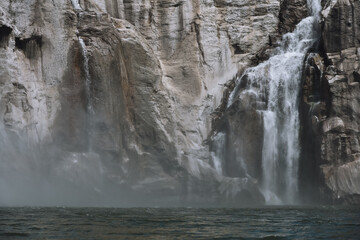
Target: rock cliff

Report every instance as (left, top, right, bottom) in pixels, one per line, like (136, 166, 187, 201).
(0, 0, 359, 206)
(301, 0, 360, 204)
(0, 0, 286, 205)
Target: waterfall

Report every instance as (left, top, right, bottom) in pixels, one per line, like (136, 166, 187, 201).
(79, 37, 95, 153)
(228, 0, 321, 204)
(79, 37, 94, 115)
(71, 0, 82, 10)
(211, 132, 226, 175)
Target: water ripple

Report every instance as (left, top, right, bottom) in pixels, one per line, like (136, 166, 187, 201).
(0, 206, 359, 239)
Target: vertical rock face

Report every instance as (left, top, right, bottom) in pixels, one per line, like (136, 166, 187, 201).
(0, 0, 288, 206)
(1, 0, 358, 206)
(301, 0, 360, 204)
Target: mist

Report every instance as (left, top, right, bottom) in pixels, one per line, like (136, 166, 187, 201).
(0, 124, 167, 208)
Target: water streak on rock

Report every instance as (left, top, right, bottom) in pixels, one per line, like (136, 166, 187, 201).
(79, 37, 94, 115)
(71, 0, 82, 10)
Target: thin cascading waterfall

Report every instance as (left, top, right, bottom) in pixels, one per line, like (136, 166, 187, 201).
(79, 37, 94, 115)
(79, 37, 95, 152)
(210, 132, 226, 175)
(71, 0, 82, 10)
(228, 0, 321, 204)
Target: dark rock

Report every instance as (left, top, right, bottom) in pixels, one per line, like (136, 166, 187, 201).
(322, 0, 360, 52)
(0, 25, 11, 48)
(300, 0, 360, 204)
(279, 0, 308, 34)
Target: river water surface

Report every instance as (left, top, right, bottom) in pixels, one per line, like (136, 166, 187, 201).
(0, 206, 359, 239)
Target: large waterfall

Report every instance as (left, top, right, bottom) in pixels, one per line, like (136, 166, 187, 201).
(227, 0, 321, 204)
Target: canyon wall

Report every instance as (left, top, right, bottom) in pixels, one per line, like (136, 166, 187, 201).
(0, 0, 359, 205)
(0, 0, 286, 205)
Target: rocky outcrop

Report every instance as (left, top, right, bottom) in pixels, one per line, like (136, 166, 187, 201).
(301, 0, 360, 204)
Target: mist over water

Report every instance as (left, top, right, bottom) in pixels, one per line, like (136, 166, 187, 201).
(0, 136, 113, 207)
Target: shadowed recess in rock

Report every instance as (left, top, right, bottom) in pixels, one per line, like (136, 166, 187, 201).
(15, 36, 42, 59)
(0, 25, 11, 48)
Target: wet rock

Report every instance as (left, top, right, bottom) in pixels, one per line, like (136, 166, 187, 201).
(279, 0, 308, 34)
(219, 177, 265, 206)
(322, 0, 360, 53)
(321, 159, 360, 203)
(300, 0, 360, 204)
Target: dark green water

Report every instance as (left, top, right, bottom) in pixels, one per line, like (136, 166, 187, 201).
(0, 206, 359, 239)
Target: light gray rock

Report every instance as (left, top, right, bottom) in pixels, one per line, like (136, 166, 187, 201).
(0, 0, 328, 206)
